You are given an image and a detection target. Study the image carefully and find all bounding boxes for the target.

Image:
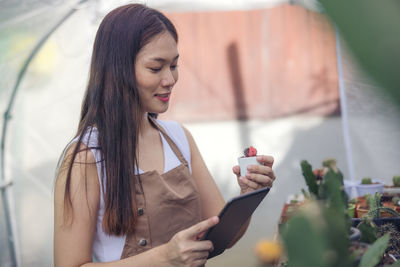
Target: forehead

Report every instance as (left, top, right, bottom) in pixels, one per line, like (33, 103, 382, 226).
(136, 32, 178, 62)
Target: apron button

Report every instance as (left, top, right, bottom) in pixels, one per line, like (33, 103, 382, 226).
(138, 239, 147, 246)
(138, 207, 144, 216)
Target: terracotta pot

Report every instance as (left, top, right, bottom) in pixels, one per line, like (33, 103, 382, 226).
(355, 204, 398, 218)
(356, 205, 368, 218)
(357, 196, 367, 207)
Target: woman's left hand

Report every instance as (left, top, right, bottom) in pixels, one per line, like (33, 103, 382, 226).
(232, 155, 276, 195)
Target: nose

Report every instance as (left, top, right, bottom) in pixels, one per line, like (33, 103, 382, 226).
(161, 69, 176, 88)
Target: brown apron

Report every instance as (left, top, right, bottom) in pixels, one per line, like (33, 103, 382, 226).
(120, 118, 202, 259)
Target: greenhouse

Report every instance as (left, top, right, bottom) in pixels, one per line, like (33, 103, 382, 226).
(1, 0, 399, 266)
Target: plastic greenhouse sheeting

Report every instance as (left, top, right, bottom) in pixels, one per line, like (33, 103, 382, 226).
(1, 0, 400, 267)
(0, 1, 98, 266)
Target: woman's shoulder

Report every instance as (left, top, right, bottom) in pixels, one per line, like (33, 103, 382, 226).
(155, 119, 191, 159)
(67, 126, 99, 148)
(155, 119, 184, 134)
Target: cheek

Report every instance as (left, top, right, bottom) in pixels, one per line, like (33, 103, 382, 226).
(136, 72, 158, 92)
(173, 70, 179, 83)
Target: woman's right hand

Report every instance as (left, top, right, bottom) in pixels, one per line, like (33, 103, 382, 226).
(163, 216, 219, 267)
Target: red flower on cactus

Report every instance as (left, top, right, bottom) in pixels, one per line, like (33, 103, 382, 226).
(244, 146, 257, 157)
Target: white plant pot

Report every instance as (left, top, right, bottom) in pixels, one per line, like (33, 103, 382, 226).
(355, 180, 384, 196)
(238, 156, 259, 177)
(382, 186, 400, 194)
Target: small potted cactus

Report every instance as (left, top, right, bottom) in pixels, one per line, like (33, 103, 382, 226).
(238, 146, 260, 177)
(355, 177, 384, 197)
(383, 175, 400, 194)
(394, 176, 400, 187)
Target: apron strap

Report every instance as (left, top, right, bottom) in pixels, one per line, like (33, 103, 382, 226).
(148, 115, 189, 167)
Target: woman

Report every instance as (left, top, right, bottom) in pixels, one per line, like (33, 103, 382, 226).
(54, 4, 275, 267)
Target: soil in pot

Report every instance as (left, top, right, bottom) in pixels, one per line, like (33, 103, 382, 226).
(377, 222, 400, 257)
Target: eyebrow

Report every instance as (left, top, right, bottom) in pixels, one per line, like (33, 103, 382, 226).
(149, 54, 179, 62)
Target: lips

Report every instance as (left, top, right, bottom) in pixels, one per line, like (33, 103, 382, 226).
(155, 92, 170, 102)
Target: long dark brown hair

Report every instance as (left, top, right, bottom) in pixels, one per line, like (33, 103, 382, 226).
(59, 4, 178, 235)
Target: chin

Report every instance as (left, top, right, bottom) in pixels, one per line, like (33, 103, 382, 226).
(149, 105, 169, 115)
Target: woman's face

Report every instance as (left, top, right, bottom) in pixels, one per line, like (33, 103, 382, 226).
(135, 32, 179, 115)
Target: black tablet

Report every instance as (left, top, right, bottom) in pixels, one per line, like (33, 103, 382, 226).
(201, 187, 270, 259)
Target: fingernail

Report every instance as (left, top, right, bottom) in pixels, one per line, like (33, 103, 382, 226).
(212, 216, 219, 223)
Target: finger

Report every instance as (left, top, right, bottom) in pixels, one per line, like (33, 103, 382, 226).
(239, 176, 261, 190)
(192, 240, 214, 252)
(256, 155, 274, 167)
(247, 165, 274, 177)
(185, 240, 213, 254)
(192, 258, 207, 267)
(245, 173, 274, 187)
(186, 217, 219, 239)
(192, 251, 210, 259)
(232, 165, 240, 176)
(196, 231, 206, 240)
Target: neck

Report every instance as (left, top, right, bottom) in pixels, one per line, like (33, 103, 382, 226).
(139, 112, 154, 137)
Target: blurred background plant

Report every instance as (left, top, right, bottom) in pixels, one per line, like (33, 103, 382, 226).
(319, 0, 400, 106)
(393, 177, 400, 188)
(273, 160, 400, 267)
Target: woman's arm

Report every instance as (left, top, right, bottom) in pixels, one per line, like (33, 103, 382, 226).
(54, 144, 167, 267)
(54, 144, 101, 266)
(182, 127, 226, 220)
(54, 143, 217, 267)
(182, 126, 276, 248)
(182, 126, 250, 247)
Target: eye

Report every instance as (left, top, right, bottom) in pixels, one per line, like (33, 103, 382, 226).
(149, 67, 161, 73)
(170, 64, 178, 70)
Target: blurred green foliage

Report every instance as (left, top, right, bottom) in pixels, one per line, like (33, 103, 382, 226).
(320, 0, 400, 105)
(361, 178, 373, 185)
(281, 160, 393, 266)
(393, 176, 400, 187)
(360, 234, 389, 267)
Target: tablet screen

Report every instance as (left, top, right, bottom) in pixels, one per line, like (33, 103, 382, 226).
(201, 187, 270, 259)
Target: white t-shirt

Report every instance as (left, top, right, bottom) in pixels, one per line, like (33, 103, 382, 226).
(66, 119, 191, 262)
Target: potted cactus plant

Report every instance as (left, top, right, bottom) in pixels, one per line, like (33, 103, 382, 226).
(383, 175, 400, 194)
(355, 193, 400, 219)
(279, 160, 396, 267)
(355, 177, 384, 197)
(394, 176, 400, 187)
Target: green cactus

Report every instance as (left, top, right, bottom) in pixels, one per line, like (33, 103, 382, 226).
(359, 234, 390, 267)
(348, 198, 358, 205)
(357, 193, 400, 245)
(323, 169, 347, 212)
(367, 193, 382, 218)
(301, 160, 319, 197)
(393, 197, 400, 206)
(280, 160, 391, 267)
(322, 158, 337, 169)
(393, 175, 400, 187)
(361, 177, 373, 184)
(368, 207, 400, 218)
(281, 202, 352, 267)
